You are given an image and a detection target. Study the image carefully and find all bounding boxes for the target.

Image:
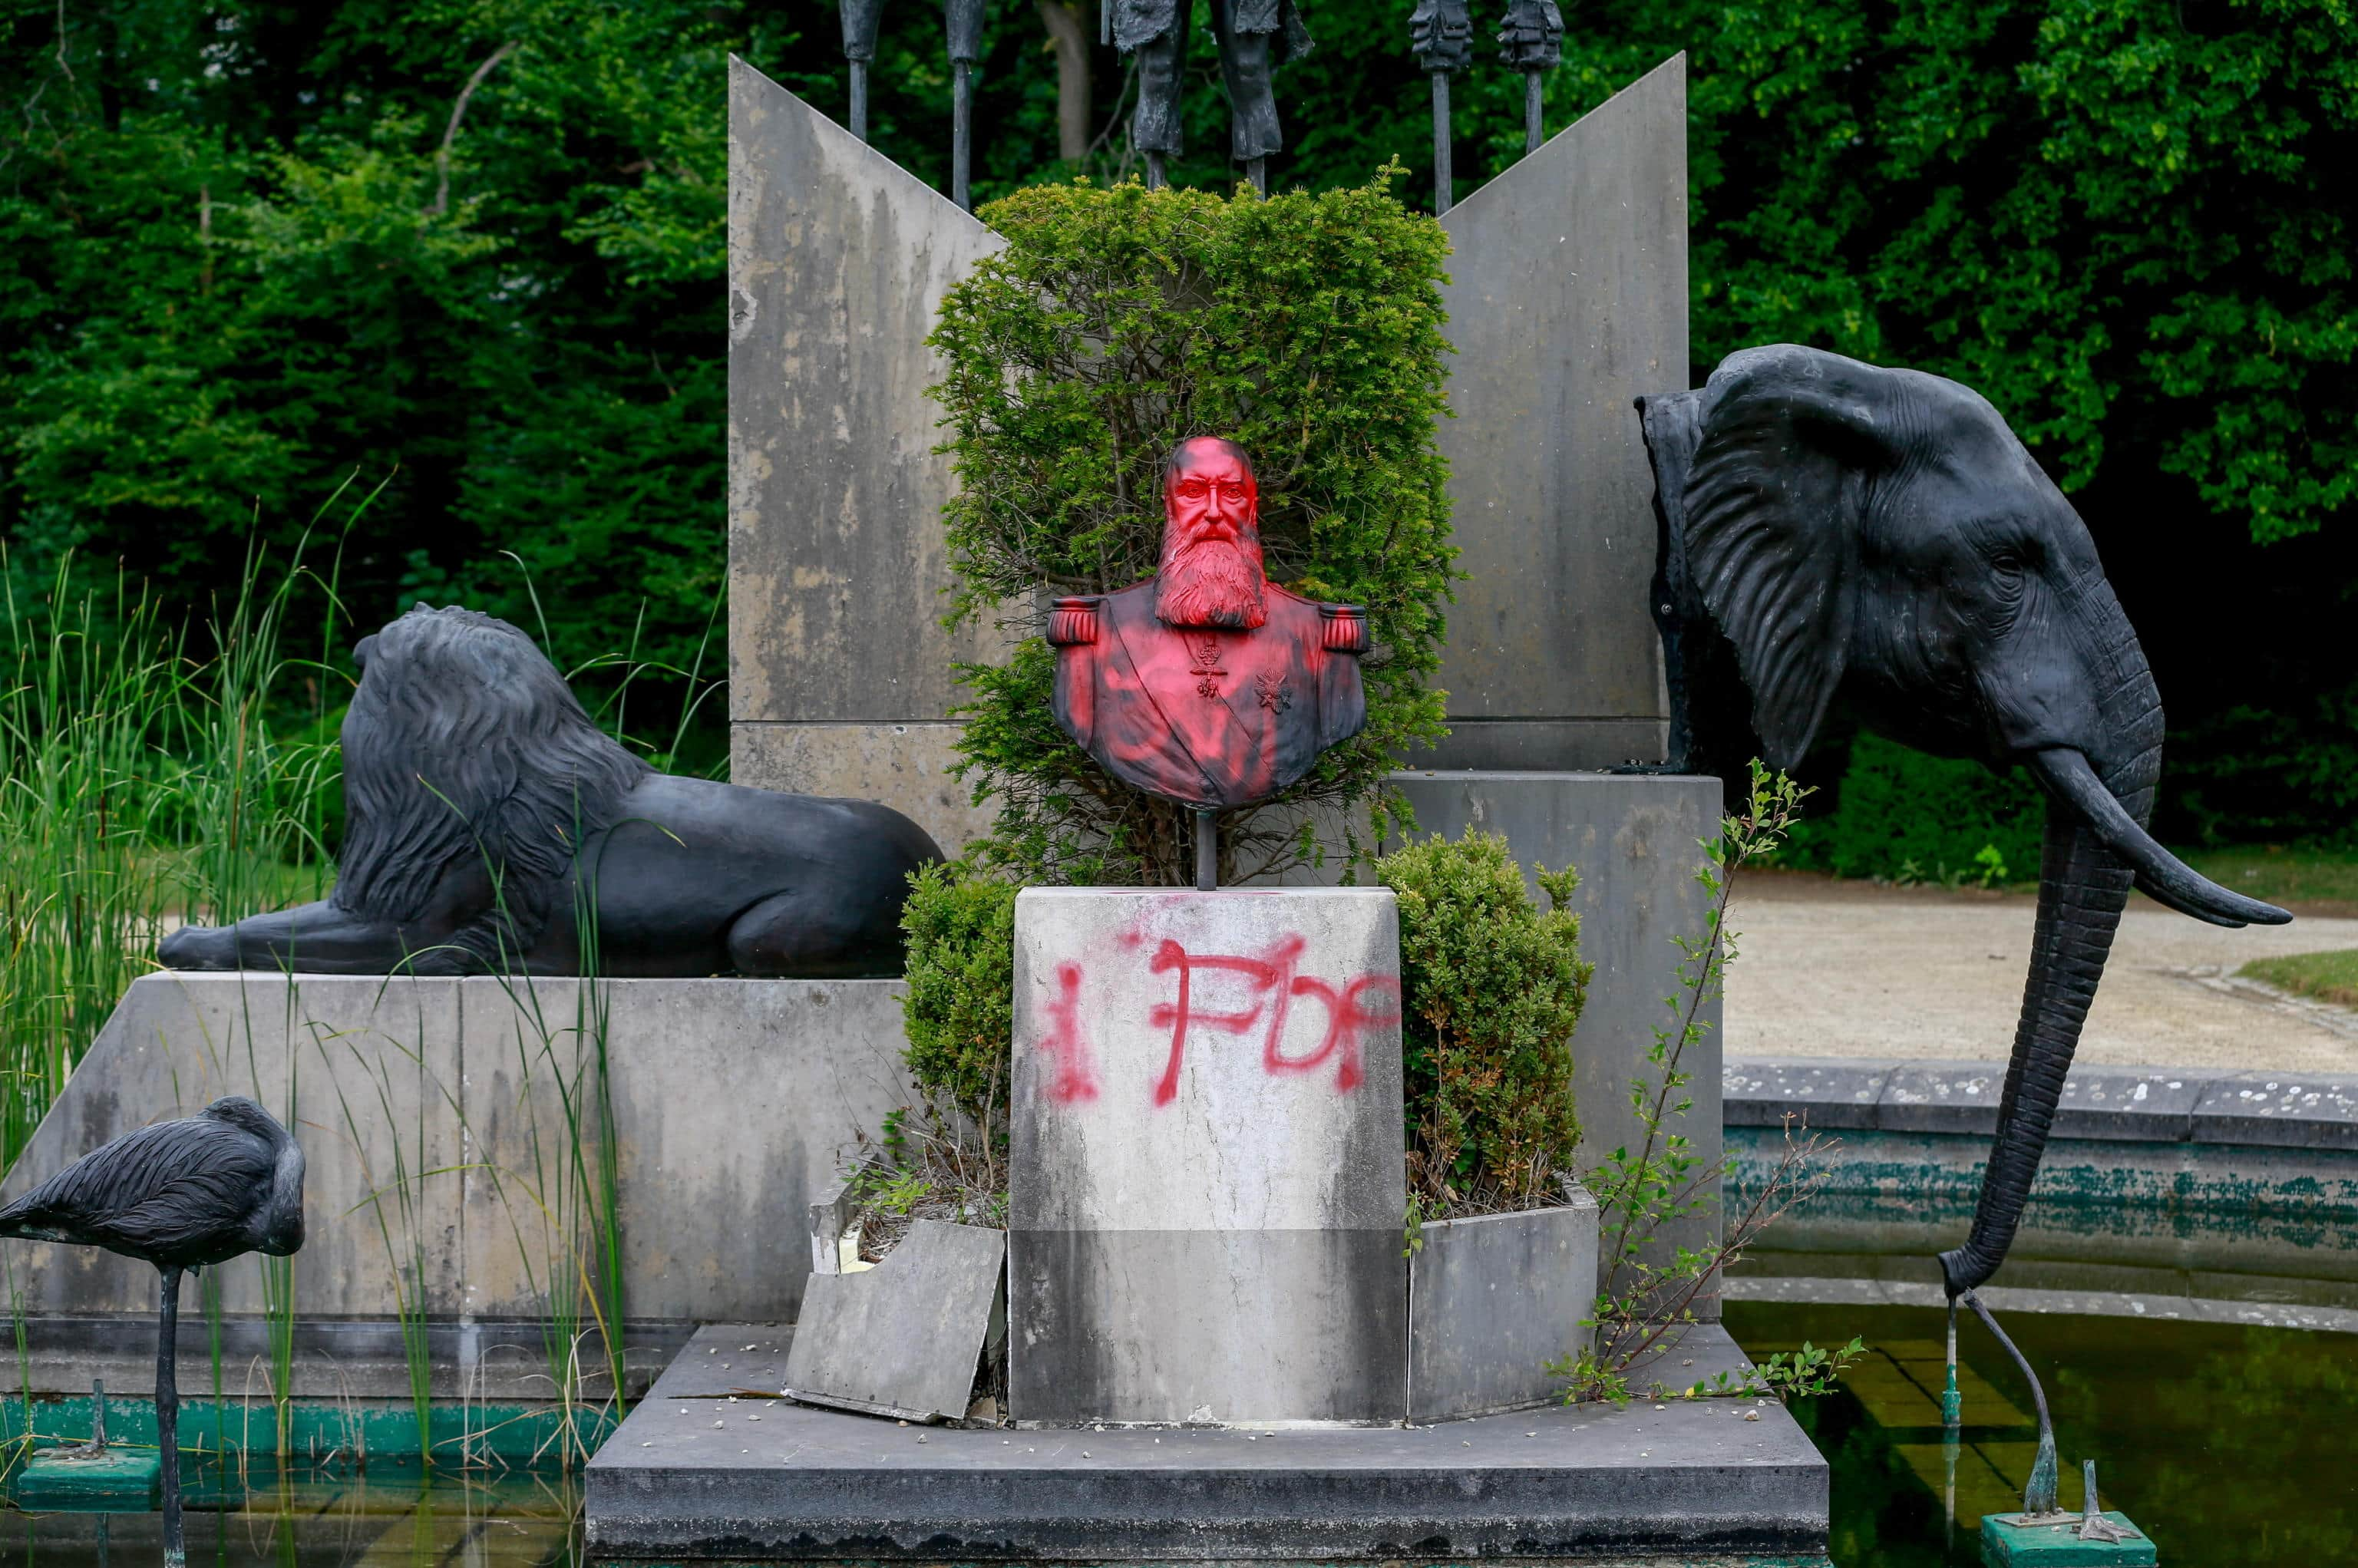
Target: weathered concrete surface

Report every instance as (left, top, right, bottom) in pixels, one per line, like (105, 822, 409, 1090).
(1428, 55, 1687, 771)
(0, 972, 907, 1325)
(1008, 889, 1406, 1424)
(1726, 1055, 2358, 1150)
(1390, 771, 1725, 1312)
(650, 1325, 796, 1401)
(784, 1220, 1004, 1421)
(2, 1315, 684, 1404)
(583, 1322, 1828, 1560)
(1408, 1186, 1600, 1421)
(727, 56, 1006, 854)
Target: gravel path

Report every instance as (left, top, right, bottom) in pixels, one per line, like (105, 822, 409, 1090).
(1722, 873, 2358, 1073)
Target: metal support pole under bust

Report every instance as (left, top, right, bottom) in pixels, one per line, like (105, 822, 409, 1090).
(952, 62, 976, 211)
(1524, 68, 1543, 154)
(1146, 151, 1167, 190)
(157, 1266, 185, 1568)
(849, 63, 870, 141)
(1246, 157, 1267, 197)
(1194, 807, 1217, 890)
(1430, 74, 1453, 215)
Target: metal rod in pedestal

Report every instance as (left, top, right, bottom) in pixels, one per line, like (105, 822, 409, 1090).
(1524, 67, 1543, 154)
(952, 62, 975, 211)
(1194, 807, 1217, 890)
(849, 63, 870, 140)
(1430, 73, 1453, 215)
(1146, 152, 1167, 190)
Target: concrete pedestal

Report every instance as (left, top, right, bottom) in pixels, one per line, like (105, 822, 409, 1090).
(1391, 770, 1726, 1308)
(1009, 889, 1406, 1425)
(0, 972, 908, 1328)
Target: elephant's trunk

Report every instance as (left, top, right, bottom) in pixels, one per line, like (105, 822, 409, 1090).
(1937, 602, 2287, 1299)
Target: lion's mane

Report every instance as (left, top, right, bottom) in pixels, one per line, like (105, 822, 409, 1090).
(331, 606, 652, 968)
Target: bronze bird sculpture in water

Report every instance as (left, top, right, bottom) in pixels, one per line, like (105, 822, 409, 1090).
(0, 1095, 305, 1566)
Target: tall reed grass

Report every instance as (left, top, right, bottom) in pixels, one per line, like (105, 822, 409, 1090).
(2, 510, 726, 1468)
(0, 521, 350, 1168)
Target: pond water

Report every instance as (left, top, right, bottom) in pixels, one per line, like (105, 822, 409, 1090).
(8, 1209, 2355, 1568)
(1726, 1299, 2358, 1567)
(0, 1461, 583, 1566)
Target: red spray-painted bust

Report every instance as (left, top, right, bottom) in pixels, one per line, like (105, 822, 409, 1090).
(1049, 437, 1368, 809)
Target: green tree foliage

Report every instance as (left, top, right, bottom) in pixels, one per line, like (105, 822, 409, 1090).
(3, 0, 2350, 837)
(898, 860, 1020, 1125)
(1379, 830, 1588, 1213)
(1775, 732, 2051, 886)
(930, 174, 1454, 881)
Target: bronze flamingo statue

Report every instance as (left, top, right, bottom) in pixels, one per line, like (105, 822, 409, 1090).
(0, 1095, 305, 1564)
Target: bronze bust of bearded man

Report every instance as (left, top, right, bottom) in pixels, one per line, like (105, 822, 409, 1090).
(1048, 437, 1369, 810)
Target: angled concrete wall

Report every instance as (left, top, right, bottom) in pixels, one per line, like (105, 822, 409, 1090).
(0, 973, 907, 1325)
(727, 57, 1006, 854)
(1429, 54, 1687, 770)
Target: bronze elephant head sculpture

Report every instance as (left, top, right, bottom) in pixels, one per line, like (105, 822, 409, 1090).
(1640, 345, 2290, 1297)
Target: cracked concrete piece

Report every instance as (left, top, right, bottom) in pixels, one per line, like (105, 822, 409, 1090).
(726, 58, 1006, 853)
(784, 1219, 1006, 1422)
(1427, 55, 1686, 769)
(1407, 1186, 1599, 1421)
(585, 1323, 1828, 1561)
(1008, 889, 1406, 1424)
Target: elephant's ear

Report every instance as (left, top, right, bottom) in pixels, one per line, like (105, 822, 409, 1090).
(1683, 345, 1891, 770)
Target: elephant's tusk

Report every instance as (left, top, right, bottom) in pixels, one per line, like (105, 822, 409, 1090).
(2029, 748, 2292, 929)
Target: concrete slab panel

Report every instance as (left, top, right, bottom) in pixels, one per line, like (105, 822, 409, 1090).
(1428, 55, 1687, 769)
(585, 1324, 1828, 1560)
(1008, 889, 1406, 1424)
(2191, 1069, 2358, 1150)
(3, 975, 908, 1325)
(651, 1325, 797, 1401)
(726, 57, 1008, 853)
(0, 972, 462, 1319)
(783, 1220, 1004, 1421)
(1388, 771, 1724, 1311)
(1723, 1058, 1893, 1131)
(1408, 1189, 1599, 1421)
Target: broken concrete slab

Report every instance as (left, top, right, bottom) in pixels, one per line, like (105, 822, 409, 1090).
(1407, 1187, 1600, 1422)
(1007, 888, 1406, 1425)
(586, 1323, 1825, 1560)
(783, 1219, 1005, 1423)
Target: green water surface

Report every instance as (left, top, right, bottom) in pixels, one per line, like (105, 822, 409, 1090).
(1728, 1300, 2358, 1568)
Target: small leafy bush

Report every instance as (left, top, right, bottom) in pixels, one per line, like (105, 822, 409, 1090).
(1774, 731, 2046, 886)
(929, 168, 1457, 884)
(1379, 830, 1590, 1213)
(897, 860, 1019, 1126)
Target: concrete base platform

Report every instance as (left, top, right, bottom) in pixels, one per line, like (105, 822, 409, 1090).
(585, 1325, 1826, 1560)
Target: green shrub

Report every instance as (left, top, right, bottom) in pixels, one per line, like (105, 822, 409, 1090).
(897, 860, 1020, 1126)
(1379, 830, 1590, 1212)
(928, 169, 1456, 884)
(1775, 732, 2047, 887)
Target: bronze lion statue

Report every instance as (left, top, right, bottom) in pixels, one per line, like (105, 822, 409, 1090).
(158, 606, 943, 977)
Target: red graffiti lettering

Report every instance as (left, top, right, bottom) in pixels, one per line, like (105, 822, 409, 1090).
(1267, 972, 1400, 1093)
(1146, 936, 1392, 1104)
(1039, 962, 1100, 1104)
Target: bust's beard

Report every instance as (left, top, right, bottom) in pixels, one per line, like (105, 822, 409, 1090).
(1155, 536, 1268, 629)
